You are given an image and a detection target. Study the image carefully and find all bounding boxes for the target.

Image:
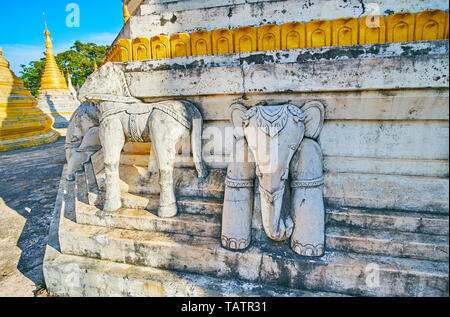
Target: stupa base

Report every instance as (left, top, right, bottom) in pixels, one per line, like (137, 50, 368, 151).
(37, 90, 79, 129)
(0, 129, 60, 152)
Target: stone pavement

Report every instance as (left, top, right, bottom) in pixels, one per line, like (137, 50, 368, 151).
(0, 130, 66, 297)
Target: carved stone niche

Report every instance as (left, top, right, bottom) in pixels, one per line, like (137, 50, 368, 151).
(221, 101, 326, 257)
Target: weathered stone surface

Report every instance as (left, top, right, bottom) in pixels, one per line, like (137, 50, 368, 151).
(44, 246, 346, 297)
(102, 41, 450, 215)
(161, 89, 449, 122)
(37, 91, 80, 128)
(122, 41, 449, 98)
(43, 4, 449, 297)
(74, 197, 449, 262)
(327, 208, 449, 235)
(326, 226, 448, 262)
(98, 164, 449, 213)
(131, 0, 449, 38)
(80, 194, 450, 235)
(51, 198, 449, 296)
(324, 173, 449, 213)
(323, 156, 449, 178)
(76, 203, 221, 238)
(319, 121, 448, 160)
(120, 192, 223, 215)
(0, 136, 65, 296)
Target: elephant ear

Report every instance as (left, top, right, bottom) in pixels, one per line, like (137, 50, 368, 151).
(228, 103, 248, 139)
(300, 100, 325, 139)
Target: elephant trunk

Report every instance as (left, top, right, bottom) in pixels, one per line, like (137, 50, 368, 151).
(259, 183, 293, 241)
(66, 149, 96, 181)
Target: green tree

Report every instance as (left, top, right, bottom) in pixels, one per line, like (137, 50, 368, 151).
(20, 41, 109, 96)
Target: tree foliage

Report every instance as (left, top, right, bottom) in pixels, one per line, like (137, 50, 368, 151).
(20, 41, 109, 96)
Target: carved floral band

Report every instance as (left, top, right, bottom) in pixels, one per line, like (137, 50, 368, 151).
(225, 177, 254, 188)
(291, 176, 324, 188)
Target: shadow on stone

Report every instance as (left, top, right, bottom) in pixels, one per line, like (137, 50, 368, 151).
(0, 137, 66, 286)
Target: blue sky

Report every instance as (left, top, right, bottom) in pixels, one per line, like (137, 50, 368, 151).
(0, 0, 125, 74)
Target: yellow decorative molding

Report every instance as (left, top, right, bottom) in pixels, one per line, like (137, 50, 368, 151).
(415, 9, 446, 41)
(212, 29, 234, 55)
(151, 35, 171, 59)
(170, 33, 191, 58)
(117, 39, 132, 62)
(281, 22, 306, 49)
(191, 31, 212, 56)
(234, 26, 257, 53)
(445, 12, 449, 39)
(102, 8, 448, 64)
(386, 12, 415, 42)
(132, 37, 151, 60)
(258, 24, 281, 51)
(306, 20, 331, 47)
(359, 15, 386, 44)
(444, 12, 449, 39)
(332, 17, 358, 46)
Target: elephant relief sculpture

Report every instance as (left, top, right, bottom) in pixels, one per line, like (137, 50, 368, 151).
(77, 63, 208, 217)
(65, 102, 102, 181)
(221, 101, 325, 257)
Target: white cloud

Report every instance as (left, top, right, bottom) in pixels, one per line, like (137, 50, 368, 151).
(2, 32, 117, 75)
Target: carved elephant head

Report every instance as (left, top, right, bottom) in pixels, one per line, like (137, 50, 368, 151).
(229, 101, 325, 242)
(65, 103, 102, 180)
(77, 62, 140, 104)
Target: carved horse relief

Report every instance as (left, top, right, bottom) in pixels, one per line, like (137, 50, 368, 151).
(222, 101, 325, 257)
(76, 63, 208, 217)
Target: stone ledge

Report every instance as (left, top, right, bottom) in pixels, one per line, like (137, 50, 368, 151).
(43, 165, 449, 296)
(57, 217, 449, 296)
(122, 40, 448, 72)
(110, 166, 449, 213)
(122, 40, 449, 98)
(74, 198, 449, 262)
(133, 0, 449, 37)
(84, 192, 450, 235)
(43, 246, 347, 297)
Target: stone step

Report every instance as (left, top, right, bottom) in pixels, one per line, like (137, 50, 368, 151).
(76, 204, 221, 238)
(44, 246, 347, 297)
(326, 226, 448, 262)
(121, 192, 223, 215)
(58, 217, 449, 296)
(78, 197, 449, 262)
(327, 207, 449, 236)
(118, 193, 449, 235)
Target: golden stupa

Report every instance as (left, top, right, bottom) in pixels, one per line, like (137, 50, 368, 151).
(0, 47, 59, 151)
(39, 25, 68, 92)
(37, 24, 79, 128)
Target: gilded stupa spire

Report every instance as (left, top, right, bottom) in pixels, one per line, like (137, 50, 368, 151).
(39, 20, 68, 92)
(123, 2, 130, 24)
